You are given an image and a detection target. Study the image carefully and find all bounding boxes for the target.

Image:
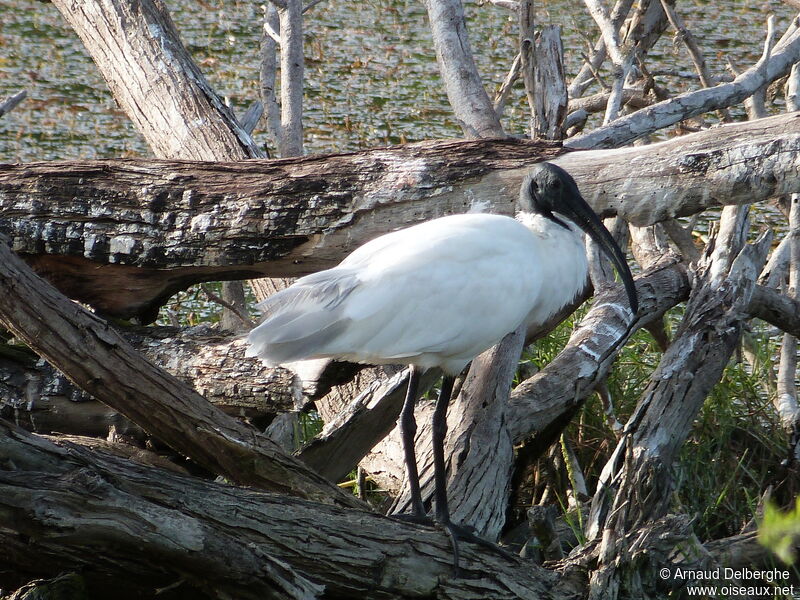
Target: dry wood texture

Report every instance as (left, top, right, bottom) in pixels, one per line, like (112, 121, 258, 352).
(3, 114, 800, 321)
(0, 237, 359, 507)
(0, 420, 556, 600)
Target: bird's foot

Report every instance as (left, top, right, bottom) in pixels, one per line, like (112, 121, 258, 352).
(392, 512, 435, 527)
(435, 518, 517, 577)
(393, 513, 516, 577)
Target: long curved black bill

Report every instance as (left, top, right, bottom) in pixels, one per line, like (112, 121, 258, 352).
(564, 187, 639, 315)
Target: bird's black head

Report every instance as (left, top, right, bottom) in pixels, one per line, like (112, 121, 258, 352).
(519, 162, 639, 315)
(519, 162, 583, 227)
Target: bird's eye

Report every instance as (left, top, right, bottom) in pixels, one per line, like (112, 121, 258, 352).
(553, 179, 561, 189)
(530, 181, 538, 192)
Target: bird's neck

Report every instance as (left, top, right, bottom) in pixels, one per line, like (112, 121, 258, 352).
(515, 211, 583, 240)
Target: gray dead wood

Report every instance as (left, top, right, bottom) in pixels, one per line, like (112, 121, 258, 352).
(0, 237, 359, 507)
(568, 0, 634, 98)
(759, 226, 797, 288)
(518, 0, 536, 131)
(658, 0, 733, 123)
(0, 139, 561, 321)
(51, 0, 262, 161)
(567, 19, 800, 148)
(0, 421, 557, 600)
(434, 326, 526, 539)
(0, 90, 26, 119)
(567, 88, 652, 115)
(423, 0, 505, 138)
(533, 26, 568, 140)
(583, 0, 634, 124)
(775, 194, 800, 431)
(389, 261, 688, 537)
(748, 284, 800, 338)
(3, 113, 800, 322)
(507, 260, 687, 440)
(52, 0, 266, 329)
(554, 112, 800, 226)
(582, 208, 772, 598)
(2, 326, 297, 439)
(297, 368, 439, 483)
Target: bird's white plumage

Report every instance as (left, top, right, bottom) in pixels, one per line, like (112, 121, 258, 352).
(246, 211, 588, 375)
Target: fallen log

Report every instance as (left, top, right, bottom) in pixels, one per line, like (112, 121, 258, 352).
(1, 325, 298, 440)
(0, 420, 556, 600)
(0, 236, 359, 507)
(1, 114, 800, 321)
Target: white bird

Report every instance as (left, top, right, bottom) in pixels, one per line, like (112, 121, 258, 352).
(246, 162, 638, 562)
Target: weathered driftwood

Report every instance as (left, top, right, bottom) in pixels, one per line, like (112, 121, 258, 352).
(554, 112, 800, 226)
(532, 25, 568, 140)
(567, 17, 800, 148)
(423, 0, 505, 138)
(775, 194, 800, 431)
(51, 0, 262, 161)
(583, 0, 634, 124)
(424, 327, 525, 540)
(0, 90, 26, 119)
(297, 368, 438, 483)
(658, 0, 732, 123)
(2, 325, 297, 440)
(583, 208, 771, 598)
(0, 139, 557, 321)
(507, 261, 689, 446)
(748, 284, 800, 338)
(52, 0, 265, 330)
(0, 420, 557, 600)
(3, 113, 800, 321)
(0, 237, 359, 508)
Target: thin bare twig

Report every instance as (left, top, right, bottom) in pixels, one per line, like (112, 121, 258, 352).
(201, 284, 256, 328)
(493, 53, 522, 115)
(0, 90, 26, 118)
(302, 0, 326, 13)
(658, 0, 732, 122)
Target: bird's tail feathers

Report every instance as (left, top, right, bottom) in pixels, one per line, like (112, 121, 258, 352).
(246, 269, 360, 365)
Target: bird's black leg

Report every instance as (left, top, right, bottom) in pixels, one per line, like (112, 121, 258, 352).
(431, 375, 455, 524)
(431, 374, 465, 574)
(431, 375, 511, 576)
(398, 365, 426, 518)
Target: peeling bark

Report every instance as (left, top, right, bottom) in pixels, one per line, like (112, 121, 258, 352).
(3, 114, 800, 321)
(0, 421, 557, 600)
(0, 237, 359, 507)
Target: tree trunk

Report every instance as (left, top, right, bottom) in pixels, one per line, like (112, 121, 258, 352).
(0, 421, 557, 600)
(51, 0, 262, 161)
(423, 0, 505, 138)
(0, 239, 360, 507)
(3, 113, 800, 321)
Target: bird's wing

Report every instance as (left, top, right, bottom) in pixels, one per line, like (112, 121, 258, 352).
(246, 269, 360, 365)
(246, 213, 542, 367)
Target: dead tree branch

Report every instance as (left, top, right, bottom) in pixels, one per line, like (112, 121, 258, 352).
(0, 237, 359, 507)
(423, 0, 505, 137)
(567, 17, 800, 148)
(2, 115, 800, 321)
(0, 421, 555, 600)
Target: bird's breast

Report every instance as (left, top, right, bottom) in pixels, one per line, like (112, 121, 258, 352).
(520, 215, 589, 328)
